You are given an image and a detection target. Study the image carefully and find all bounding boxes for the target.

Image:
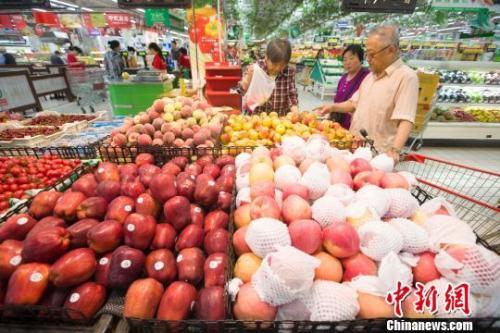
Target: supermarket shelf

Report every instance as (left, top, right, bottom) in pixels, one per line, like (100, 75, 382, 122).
(408, 60, 500, 71)
(423, 122, 500, 140)
(436, 102, 499, 108)
(440, 83, 500, 89)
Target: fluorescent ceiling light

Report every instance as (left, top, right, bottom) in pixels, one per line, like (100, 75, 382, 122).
(110, 0, 117, 2)
(33, 8, 47, 12)
(50, 0, 79, 8)
(136, 8, 145, 13)
(81, 7, 94, 11)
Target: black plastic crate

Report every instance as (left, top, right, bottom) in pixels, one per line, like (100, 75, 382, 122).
(0, 146, 98, 160)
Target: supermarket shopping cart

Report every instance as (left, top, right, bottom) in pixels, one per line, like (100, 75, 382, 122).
(67, 67, 107, 114)
(397, 154, 500, 252)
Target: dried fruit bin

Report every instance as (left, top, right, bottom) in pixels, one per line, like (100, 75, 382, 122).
(396, 153, 500, 253)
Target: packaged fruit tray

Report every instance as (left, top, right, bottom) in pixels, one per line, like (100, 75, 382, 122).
(0, 127, 65, 148)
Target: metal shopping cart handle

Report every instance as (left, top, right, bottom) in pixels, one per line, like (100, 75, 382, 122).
(359, 129, 379, 155)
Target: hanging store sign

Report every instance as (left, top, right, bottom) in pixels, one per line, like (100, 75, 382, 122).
(59, 14, 82, 29)
(90, 13, 107, 28)
(105, 13, 131, 29)
(342, 0, 417, 13)
(33, 11, 60, 27)
(145, 9, 170, 27)
(431, 0, 500, 12)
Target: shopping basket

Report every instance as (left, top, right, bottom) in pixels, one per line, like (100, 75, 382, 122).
(67, 67, 107, 114)
(397, 153, 500, 252)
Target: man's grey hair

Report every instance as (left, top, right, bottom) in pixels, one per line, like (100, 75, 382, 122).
(368, 25, 400, 48)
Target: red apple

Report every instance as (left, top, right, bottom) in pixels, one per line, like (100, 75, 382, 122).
(282, 183, 309, 201)
(157, 281, 197, 320)
(164, 196, 191, 231)
(124, 213, 156, 250)
(67, 218, 99, 248)
(204, 253, 228, 288)
(76, 197, 108, 221)
(195, 286, 225, 320)
(138, 164, 161, 187)
(95, 180, 121, 203)
(177, 247, 205, 285)
(151, 224, 176, 250)
(150, 173, 177, 203)
(380, 173, 409, 189)
(87, 220, 123, 253)
(145, 249, 177, 284)
(190, 204, 205, 227)
(105, 196, 135, 224)
(194, 174, 218, 207)
(71, 174, 98, 197)
(95, 162, 120, 182)
(204, 210, 229, 233)
(204, 229, 229, 255)
(175, 224, 204, 252)
(135, 193, 160, 217)
(28, 191, 63, 219)
(350, 158, 372, 177)
(135, 153, 155, 167)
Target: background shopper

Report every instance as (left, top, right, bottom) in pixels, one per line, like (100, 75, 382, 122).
(104, 40, 124, 81)
(148, 42, 167, 71)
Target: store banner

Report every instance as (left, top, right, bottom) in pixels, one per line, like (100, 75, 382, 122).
(106, 13, 132, 28)
(59, 14, 82, 29)
(187, 5, 225, 88)
(90, 13, 107, 28)
(33, 11, 60, 27)
(0, 15, 13, 29)
(11, 15, 27, 30)
(145, 9, 169, 27)
(82, 13, 93, 29)
(431, 0, 499, 11)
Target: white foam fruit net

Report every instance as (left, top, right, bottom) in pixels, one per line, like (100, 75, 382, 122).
(236, 187, 251, 207)
(397, 171, 417, 189)
(252, 246, 320, 306)
(325, 184, 355, 206)
(358, 221, 404, 261)
(235, 153, 251, 170)
(236, 174, 250, 192)
(420, 197, 457, 217)
(378, 252, 414, 291)
(355, 185, 391, 217)
(276, 299, 311, 321)
(385, 188, 419, 218)
(245, 218, 291, 258)
(300, 162, 330, 200)
(369, 153, 394, 173)
(345, 201, 379, 229)
(274, 165, 302, 191)
(424, 278, 478, 318)
(424, 215, 476, 251)
(311, 196, 346, 228)
(474, 290, 500, 317)
(434, 244, 500, 295)
(388, 218, 430, 254)
(304, 280, 359, 321)
(305, 135, 332, 163)
(281, 136, 307, 164)
(353, 147, 372, 161)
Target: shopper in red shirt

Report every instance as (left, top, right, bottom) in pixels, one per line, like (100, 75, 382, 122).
(239, 39, 298, 115)
(67, 46, 85, 68)
(178, 47, 191, 71)
(148, 42, 167, 71)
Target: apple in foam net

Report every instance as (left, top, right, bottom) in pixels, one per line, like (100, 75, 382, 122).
(250, 180, 275, 200)
(330, 169, 353, 188)
(412, 251, 441, 284)
(380, 172, 410, 189)
(326, 155, 351, 173)
(341, 252, 377, 282)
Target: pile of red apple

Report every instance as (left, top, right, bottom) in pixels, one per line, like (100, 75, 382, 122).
(26, 115, 96, 127)
(230, 140, 499, 321)
(109, 96, 226, 149)
(0, 156, 81, 213)
(0, 152, 235, 322)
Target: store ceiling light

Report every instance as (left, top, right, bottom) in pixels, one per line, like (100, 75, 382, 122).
(33, 8, 47, 12)
(50, 0, 79, 8)
(81, 7, 94, 12)
(136, 8, 145, 13)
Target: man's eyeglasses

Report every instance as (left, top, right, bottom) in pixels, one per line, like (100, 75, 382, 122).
(366, 44, 392, 59)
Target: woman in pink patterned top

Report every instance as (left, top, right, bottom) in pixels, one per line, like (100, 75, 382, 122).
(239, 39, 298, 115)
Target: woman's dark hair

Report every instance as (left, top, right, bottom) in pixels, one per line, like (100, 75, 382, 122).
(108, 40, 120, 50)
(179, 47, 188, 55)
(315, 48, 324, 59)
(266, 39, 292, 64)
(72, 46, 83, 55)
(343, 44, 364, 61)
(127, 46, 136, 53)
(148, 42, 165, 62)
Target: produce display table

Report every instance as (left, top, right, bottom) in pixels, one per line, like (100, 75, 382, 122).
(108, 81, 173, 116)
